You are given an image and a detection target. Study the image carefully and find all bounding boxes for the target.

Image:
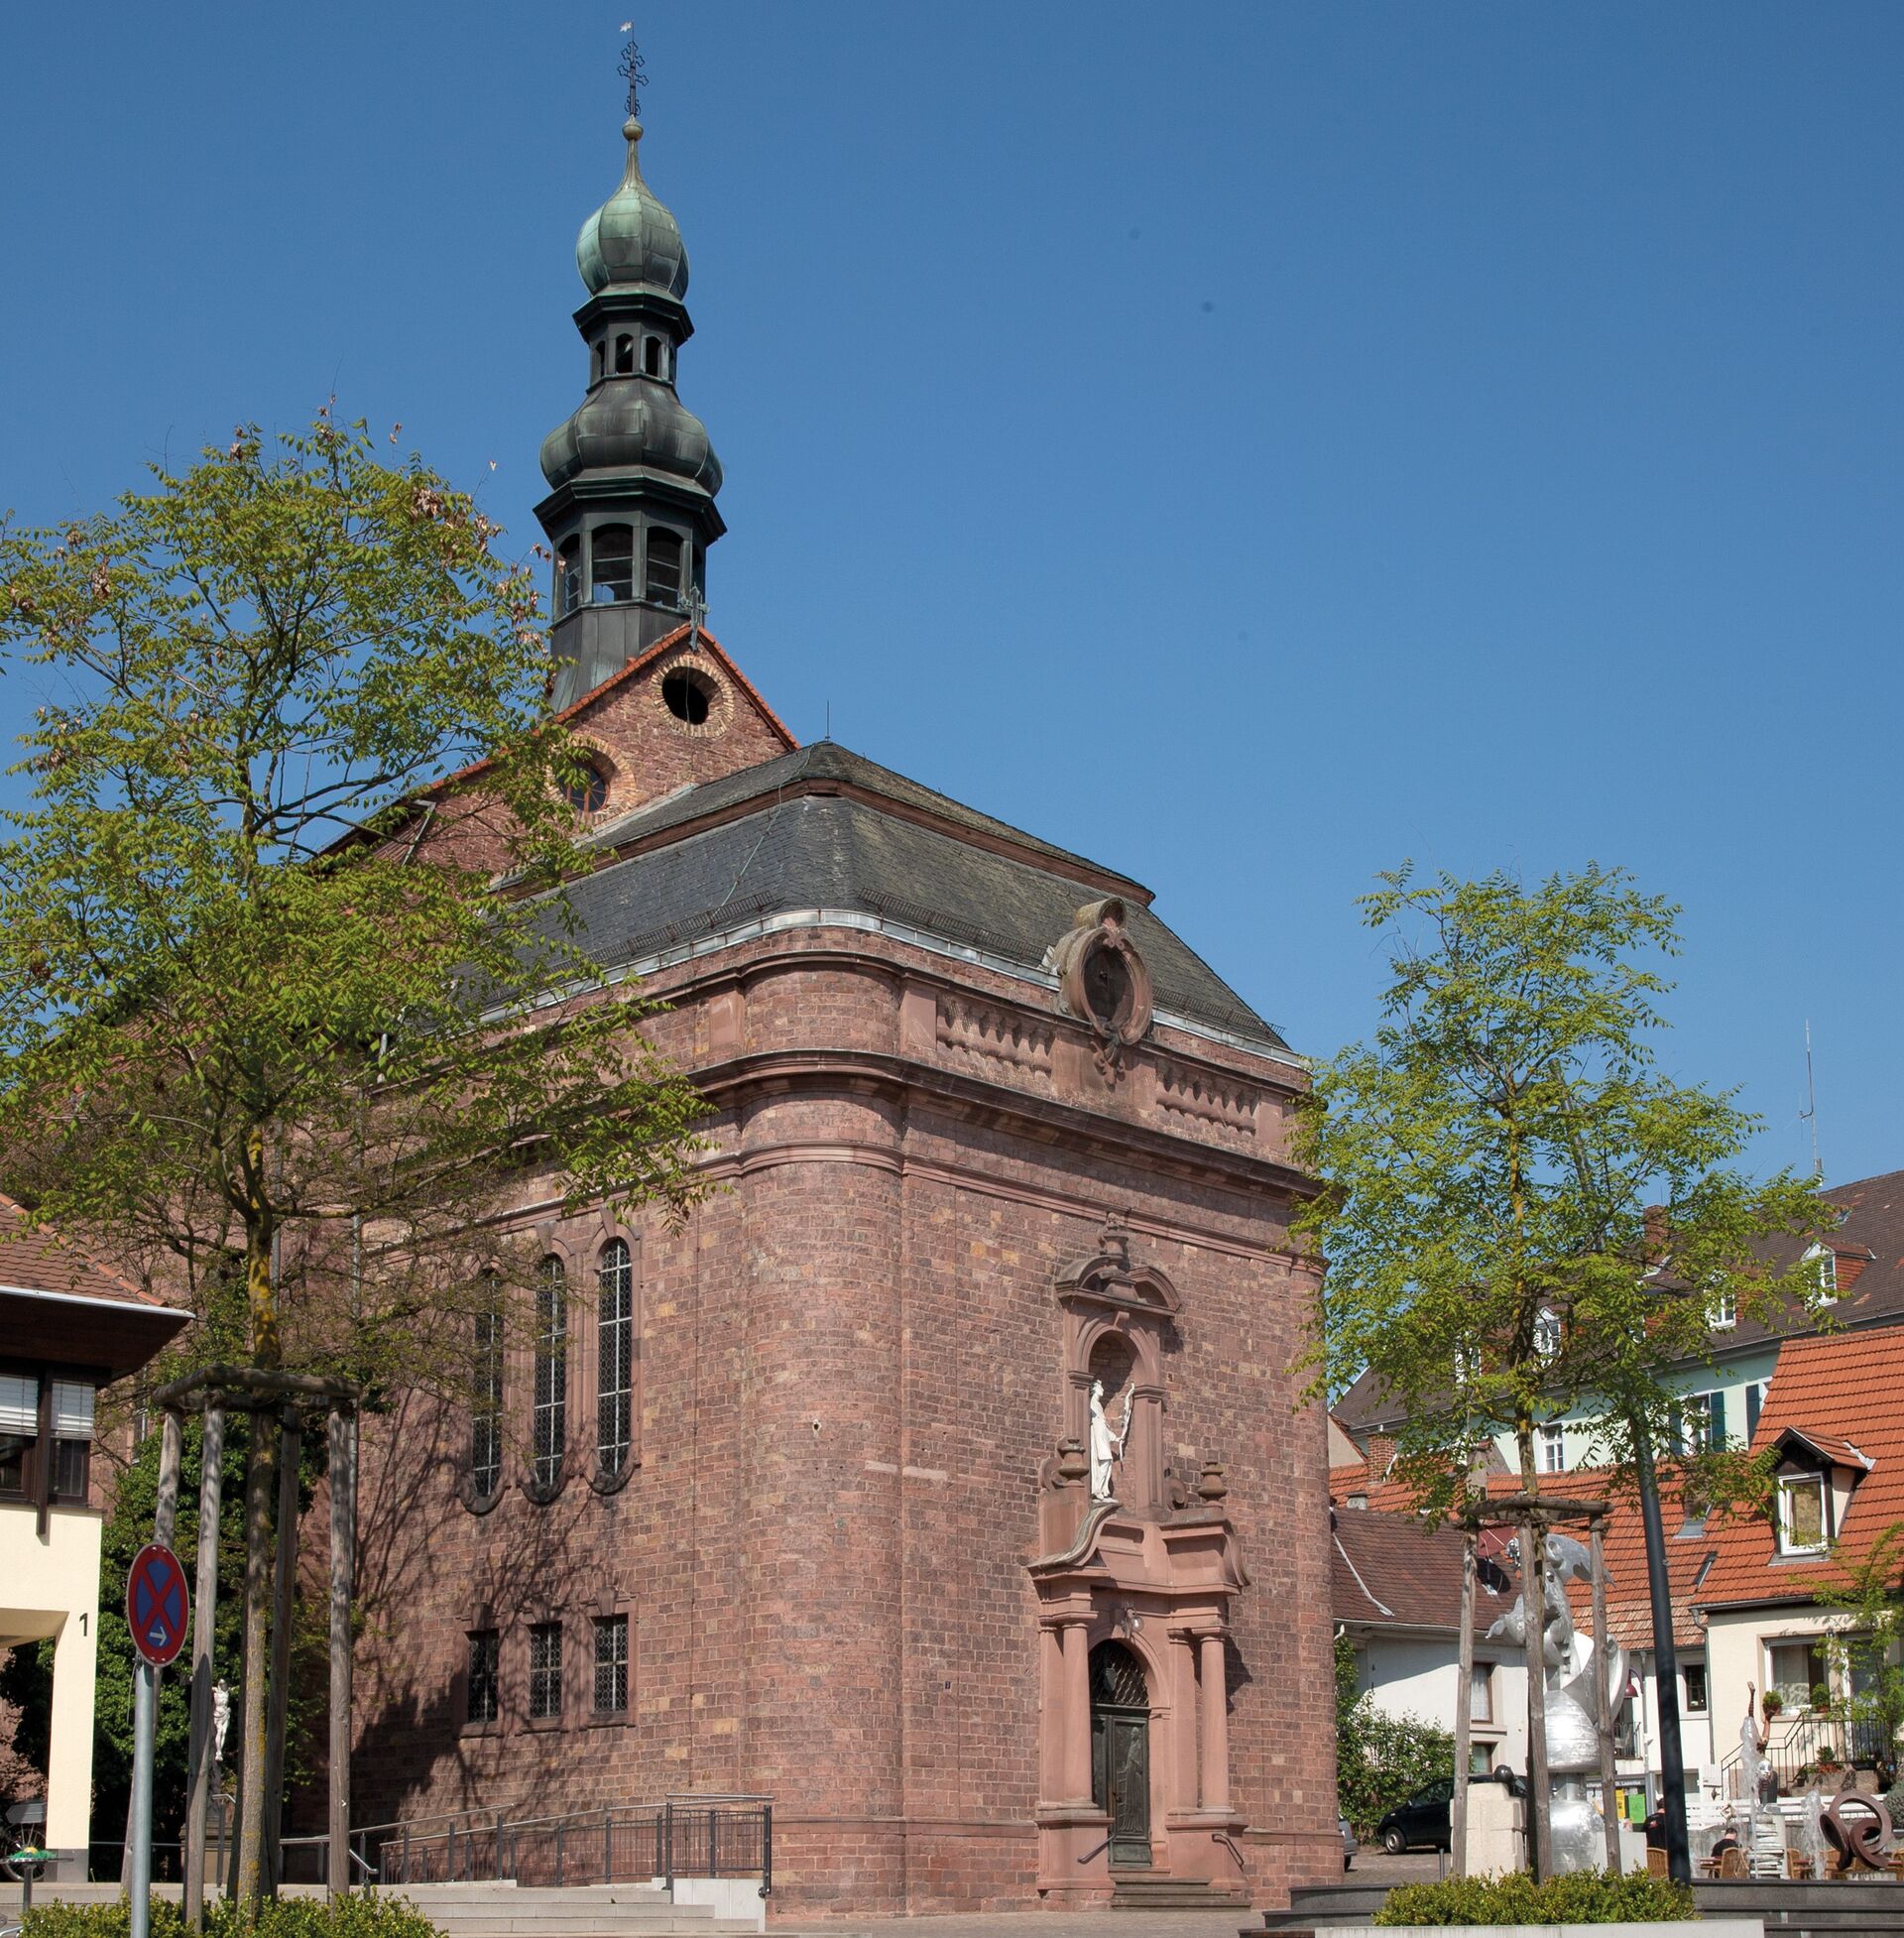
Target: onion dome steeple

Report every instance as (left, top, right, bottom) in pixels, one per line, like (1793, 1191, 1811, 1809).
(536, 72, 724, 713)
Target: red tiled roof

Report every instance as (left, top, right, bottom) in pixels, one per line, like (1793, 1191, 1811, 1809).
(1697, 1328, 1904, 1609)
(1333, 1508, 1514, 1635)
(0, 1194, 164, 1307)
(1334, 1461, 1711, 1651)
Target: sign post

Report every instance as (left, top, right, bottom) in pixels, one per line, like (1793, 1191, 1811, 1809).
(126, 1543, 190, 1938)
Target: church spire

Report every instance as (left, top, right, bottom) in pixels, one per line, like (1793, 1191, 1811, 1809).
(537, 49, 724, 712)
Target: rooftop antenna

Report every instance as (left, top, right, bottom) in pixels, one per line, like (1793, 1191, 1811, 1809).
(617, 25, 649, 120)
(1800, 1019, 1822, 1180)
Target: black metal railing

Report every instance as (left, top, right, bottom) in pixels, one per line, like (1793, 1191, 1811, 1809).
(1721, 1709, 1894, 1794)
(353, 1795, 771, 1899)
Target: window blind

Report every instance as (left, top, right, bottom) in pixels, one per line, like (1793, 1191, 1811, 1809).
(0, 1375, 39, 1434)
(52, 1382, 94, 1438)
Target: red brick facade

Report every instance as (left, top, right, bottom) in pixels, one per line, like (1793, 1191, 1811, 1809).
(349, 643, 1339, 1915)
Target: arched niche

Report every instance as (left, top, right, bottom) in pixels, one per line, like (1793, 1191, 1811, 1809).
(1056, 1220, 1179, 1515)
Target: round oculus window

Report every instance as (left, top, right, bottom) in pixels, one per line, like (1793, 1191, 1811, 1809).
(563, 762, 609, 814)
(661, 666, 713, 725)
(1081, 940, 1135, 1033)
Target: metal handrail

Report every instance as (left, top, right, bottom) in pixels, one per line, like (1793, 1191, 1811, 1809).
(354, 1793, 771, 1898)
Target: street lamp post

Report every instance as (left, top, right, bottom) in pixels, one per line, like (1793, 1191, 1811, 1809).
(1633, 1418, 1691, 1884)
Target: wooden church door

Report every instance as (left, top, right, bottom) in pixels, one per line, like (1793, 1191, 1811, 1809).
(1089, 1641, 1152, 1867)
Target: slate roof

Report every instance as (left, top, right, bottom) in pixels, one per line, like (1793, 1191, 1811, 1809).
(583, 739, 1146, 895)
(549, 750, 1287, 1048)
(1697, 1328, 1904, 1610)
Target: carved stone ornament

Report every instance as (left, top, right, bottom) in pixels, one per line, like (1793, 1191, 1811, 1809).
(1049, 899, 1154, 1074)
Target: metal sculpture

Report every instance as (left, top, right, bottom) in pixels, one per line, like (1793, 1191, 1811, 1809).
(1487, 1528, 1632, 1873)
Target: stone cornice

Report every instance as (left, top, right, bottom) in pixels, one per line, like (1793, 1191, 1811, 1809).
(690, 1045, 1318, 1201)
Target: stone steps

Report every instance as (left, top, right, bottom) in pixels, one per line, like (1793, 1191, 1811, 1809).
(364, 1885, 759, 1938)
(1109, 1871, 1252, 1911)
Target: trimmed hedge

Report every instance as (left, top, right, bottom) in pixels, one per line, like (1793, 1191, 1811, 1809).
(1374, 1869, 1699, 1926)
(22, 1897, 443, 1938)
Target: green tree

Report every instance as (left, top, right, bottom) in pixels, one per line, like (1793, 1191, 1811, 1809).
(1298, 864, 1828, 1513)
(1815, 1522, 1904, 1785)
(0, 416, 713, 1898)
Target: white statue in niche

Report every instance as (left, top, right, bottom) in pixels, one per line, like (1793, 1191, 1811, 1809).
(1088, 1378, 1133, 1502)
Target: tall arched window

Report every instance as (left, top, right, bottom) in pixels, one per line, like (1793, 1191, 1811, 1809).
(555, 539, 581, 617)
(645, 529, 683, 605)
(592, 527, 635, 604)
(470, 1272, 504, 1500)
(644, 337, 661, 377)
(614, 333, 635, 375)
(533, 1256, 567, 1491)
(598, 1240, 633, 1476)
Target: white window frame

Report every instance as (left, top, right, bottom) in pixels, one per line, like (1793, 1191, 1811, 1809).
(1533, 1307, 1562, 1361)
(1541, 1423, 1566, 1474)
(1805, 1243, 1839, 1303)
(1710, 1288, 1736, 1330)
(1778, 1473, 1829, 1555)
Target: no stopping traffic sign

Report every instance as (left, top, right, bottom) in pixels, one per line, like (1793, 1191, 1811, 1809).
(126, 1543, 190, 1667)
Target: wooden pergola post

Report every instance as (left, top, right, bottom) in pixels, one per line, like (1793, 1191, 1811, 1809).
(149, 1366, 360, 1909)
(1452, 1530, 1477, 1877)
(184, 1405, 224, 1927)
(1519, 1514, 1554, 1879)
(326, 1403, 357, 1894)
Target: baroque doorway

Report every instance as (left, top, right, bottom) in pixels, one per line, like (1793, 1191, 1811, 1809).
(1090, 1641, 1151, 1868)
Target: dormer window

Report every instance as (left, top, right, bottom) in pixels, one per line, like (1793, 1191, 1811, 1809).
(1533, 1308, 1561, 1361)
(644, 337, 661, 377)
(645, 529, 683, 604)
(1711, 1288, 1736, 1330)
(1806, 1244, 1839, 1303)
(1778, 1473, 1828, 1554)
(613, 334, 635, 376)
(592, 526, 635, 604)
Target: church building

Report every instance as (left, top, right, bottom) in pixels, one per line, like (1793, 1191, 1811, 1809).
(352, 98, 1338, 1917)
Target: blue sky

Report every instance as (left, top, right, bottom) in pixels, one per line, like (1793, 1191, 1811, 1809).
(3, 4, 1899, 1185)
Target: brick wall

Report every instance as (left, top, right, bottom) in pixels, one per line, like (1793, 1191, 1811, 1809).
(347, 917, 1337, 1916)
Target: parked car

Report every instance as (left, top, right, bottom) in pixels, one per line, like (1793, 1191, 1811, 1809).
(1340, 1815, 1358, 1871)
(1376, 1779, 1455, 1854)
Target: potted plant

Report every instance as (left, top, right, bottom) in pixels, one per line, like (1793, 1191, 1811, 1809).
(1762, 1689, 1786, 1721)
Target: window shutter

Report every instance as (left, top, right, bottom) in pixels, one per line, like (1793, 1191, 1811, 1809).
(1707, 1388, 1726, 1450)
(1745, 1383, 1761, 1439)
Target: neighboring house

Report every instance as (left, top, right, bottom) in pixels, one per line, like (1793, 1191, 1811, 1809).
(0, 1194, 189, 1876)
(1694, 1325, 1904, 1796)
(1333, 1169, 1903, 1480)
(1332, 1505, 1528, 1780)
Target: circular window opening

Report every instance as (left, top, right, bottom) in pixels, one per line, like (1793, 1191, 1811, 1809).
(1082, 941, 1134, 1032)
(564, 762, 609, 814)
(661, 667, 713, 726)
